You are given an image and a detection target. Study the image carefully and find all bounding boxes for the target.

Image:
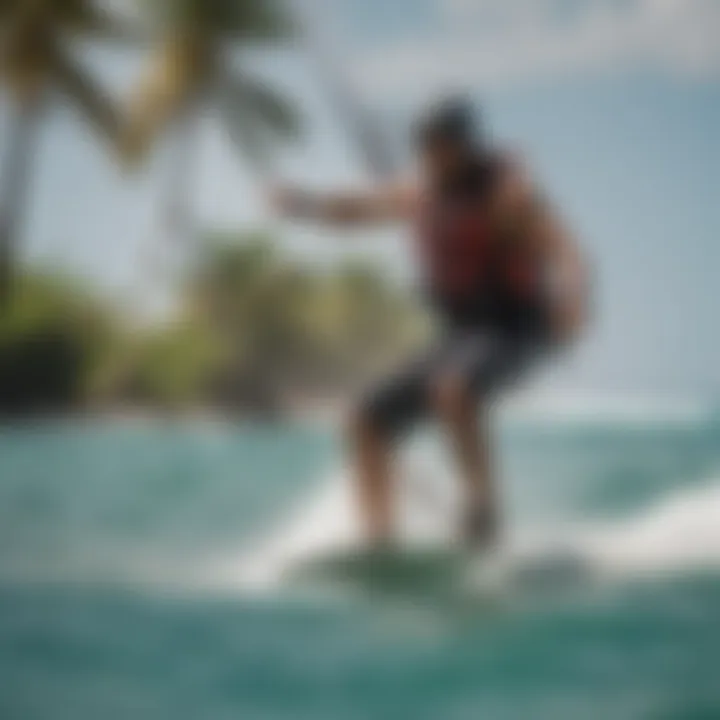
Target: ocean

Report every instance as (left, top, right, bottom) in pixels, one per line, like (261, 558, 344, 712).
(1, 401, 719, 719)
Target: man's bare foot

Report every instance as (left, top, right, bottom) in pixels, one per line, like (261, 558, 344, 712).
(364, 532, 397, 556)
(463, 503, 499, 549)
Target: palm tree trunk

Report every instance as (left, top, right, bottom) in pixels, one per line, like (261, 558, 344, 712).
(139, 105, 201, 316)
(0, 96, 43, 307)
(131, 105, 202, 319)
(164, 105, 201, 257)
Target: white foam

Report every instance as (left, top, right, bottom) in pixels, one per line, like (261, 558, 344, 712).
(11, 463, 718, 599)
(577, 480, 720, 576)
(227, 458, 458, 591)
(224, 459, 720, 593)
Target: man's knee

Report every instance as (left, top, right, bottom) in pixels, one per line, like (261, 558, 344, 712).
(431, 373, 477, 423)
(347, 396, 391, 451)
(347, 402, 375, 446)
(347, 386, 413, 448)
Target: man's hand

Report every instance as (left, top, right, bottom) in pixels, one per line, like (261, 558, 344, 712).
(269, 186, 319, 219)
(545, 249, 589, 343)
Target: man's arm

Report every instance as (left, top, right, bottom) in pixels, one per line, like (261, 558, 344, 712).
(498, 159, 590, 342)
(272, 183, 416, 227)
(535, 201, 590, 342)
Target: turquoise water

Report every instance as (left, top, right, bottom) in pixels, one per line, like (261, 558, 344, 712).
(1, 411, 719, 719)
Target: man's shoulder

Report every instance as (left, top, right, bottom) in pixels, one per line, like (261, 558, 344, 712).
(492, 146, 531, 184)
(490, 147, 536, 210)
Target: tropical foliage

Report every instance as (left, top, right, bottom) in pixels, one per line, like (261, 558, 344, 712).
(0, 0, 134, 302)
(0, 1, 397, 419)
(123, 0, 298, 165)
(0, 0, 301, 305)
(0, 270, 118, 414)
(0, 231, 427, 417)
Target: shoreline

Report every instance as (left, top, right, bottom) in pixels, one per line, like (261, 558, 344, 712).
(0, 400, 349, 430)
(0, 392, 713, 431)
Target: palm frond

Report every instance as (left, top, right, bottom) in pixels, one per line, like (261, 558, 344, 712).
(49, 41, 124, 156)
(0, 0, 12, 23)
(54, 0, 123, 32)
(122, 34, 214, 164)
(137, 0, 294, 40)
(217, 71, 300, 173)
(222, 0, 295, 40)
(62, 5, 149, 44)
(217, 83, 273, 174)
(227, 73, 300, 137)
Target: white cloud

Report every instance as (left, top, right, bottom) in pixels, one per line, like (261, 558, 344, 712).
(350, 0, 720, 96)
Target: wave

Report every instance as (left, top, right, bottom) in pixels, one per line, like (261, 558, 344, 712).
(219, 460, 720, 596)
(501, 392, 713, 428)
(5, 462, 720, 600)
(574, 480, 720, 575)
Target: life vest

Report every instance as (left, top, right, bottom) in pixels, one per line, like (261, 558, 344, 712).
(414, 156, 544, 330)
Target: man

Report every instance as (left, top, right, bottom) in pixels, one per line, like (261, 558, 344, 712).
(274, 99, 588, 548)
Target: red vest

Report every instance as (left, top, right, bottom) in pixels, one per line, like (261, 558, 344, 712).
(417, 195, 542, 327)
(416, 193, 492, 299)
(415, 187, 540, 316)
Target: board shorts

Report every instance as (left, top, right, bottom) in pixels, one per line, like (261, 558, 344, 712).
(359, 326, 548, 440)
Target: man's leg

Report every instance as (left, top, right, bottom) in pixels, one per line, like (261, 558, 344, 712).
(430, 332, 535, 545)
(348, 356, 434, 545)
(349, 413, 394, 544)
(432, 374, 498, 545)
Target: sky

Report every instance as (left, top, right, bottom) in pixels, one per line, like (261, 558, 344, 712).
(1, 0, 719, 396)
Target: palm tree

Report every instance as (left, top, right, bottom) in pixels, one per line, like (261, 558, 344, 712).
(123, 0, 299, 269)
(0, 0, 133, 306)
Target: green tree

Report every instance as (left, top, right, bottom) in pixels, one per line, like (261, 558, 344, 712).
(0, 270, 117, 414)
(187, 232, 426, 410)
(123, 0, 299, 266)
(189, 232, 314, 408)
(111, 320, 225, 409)
(0, 0, 132, 305)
